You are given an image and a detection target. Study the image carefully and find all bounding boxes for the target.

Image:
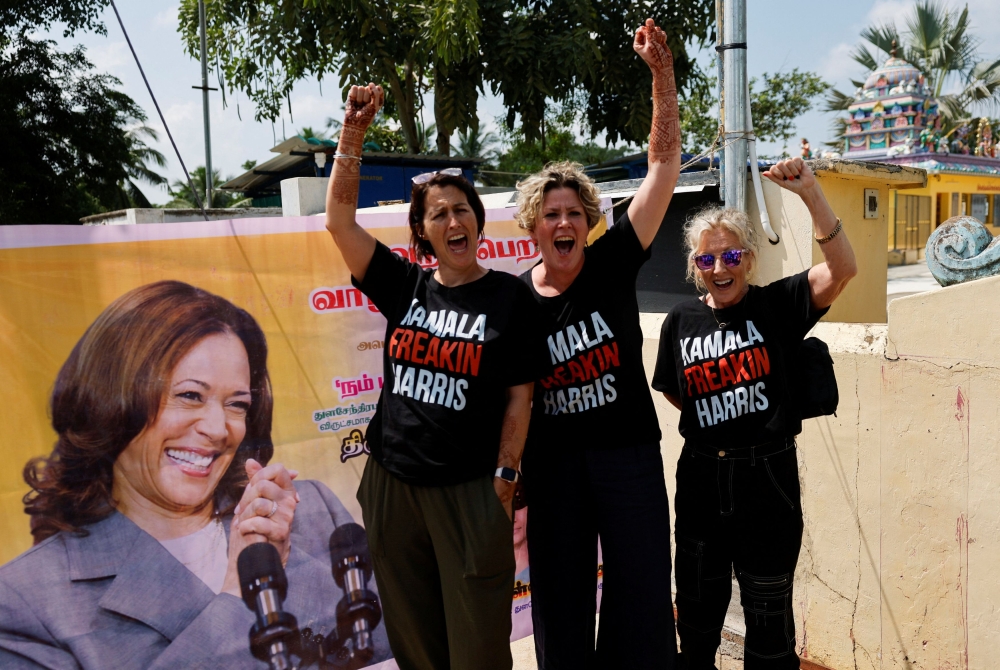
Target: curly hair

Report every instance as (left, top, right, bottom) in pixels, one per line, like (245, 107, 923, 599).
(514, 161, 604, 232)
(408, 172, 486, 261)
(23, 281, 273, 543)
(682, 206, 760, 292)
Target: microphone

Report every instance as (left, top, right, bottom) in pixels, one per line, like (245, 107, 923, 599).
(326, 524, 382, 668)
(238, 542, 299, 670)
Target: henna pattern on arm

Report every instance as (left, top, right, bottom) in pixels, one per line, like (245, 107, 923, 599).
(330, 90, 380, 207)
(644, 29, 680, 164)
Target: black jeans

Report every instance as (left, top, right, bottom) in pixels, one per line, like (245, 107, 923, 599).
(523, 442, 676, 670)
(674, 442, 803, 670)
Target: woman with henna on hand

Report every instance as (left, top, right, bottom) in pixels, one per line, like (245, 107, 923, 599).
(324, 84, 549, 670)
(651, 159, 857, 668)
(515, 19, 682, 668)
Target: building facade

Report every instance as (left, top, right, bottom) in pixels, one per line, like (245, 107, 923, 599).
(839, 54, 1000, 260)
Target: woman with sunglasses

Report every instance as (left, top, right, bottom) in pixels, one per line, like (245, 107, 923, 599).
(514, 18, 682, 669)
(324, 83, 547, 670)
(651, 157, 857, 668)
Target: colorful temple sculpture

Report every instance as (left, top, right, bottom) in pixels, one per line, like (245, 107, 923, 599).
(840, 50, 1000, 264)
(926, 215, 1000, 286)
(843, 55, 941, 157)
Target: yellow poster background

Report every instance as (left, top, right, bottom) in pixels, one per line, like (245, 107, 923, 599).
(0, 209, 607, 566)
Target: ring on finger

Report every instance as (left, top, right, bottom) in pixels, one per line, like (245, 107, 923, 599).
(265, 499, 278, 518)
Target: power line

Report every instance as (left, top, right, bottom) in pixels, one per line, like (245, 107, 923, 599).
(108, 0, 208, 220)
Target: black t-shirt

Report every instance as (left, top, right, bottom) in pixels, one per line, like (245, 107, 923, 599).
(520, 212, 661, 452)
(354, 242, 549, 486)
(651, 270, 828, 445)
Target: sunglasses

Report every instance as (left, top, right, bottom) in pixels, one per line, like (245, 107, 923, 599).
(411, 167, 464, 184)
(693, 248, 749, 271)
(512, 480, 526, 511)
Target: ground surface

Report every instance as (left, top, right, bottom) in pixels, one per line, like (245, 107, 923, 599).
(886, 262, 941, 305)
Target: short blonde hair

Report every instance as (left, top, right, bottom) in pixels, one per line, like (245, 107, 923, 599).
(683, 206, 760, 291)
(515, 161, 604, 232)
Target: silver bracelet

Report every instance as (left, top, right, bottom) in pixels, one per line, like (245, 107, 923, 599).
(333, 152, 362, 162)
(816, 218, 842, 244)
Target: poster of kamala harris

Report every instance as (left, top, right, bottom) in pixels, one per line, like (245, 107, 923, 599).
(0, 197, 610, 667)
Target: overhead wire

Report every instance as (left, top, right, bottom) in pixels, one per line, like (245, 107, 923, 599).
(109, 2, 328, 420)
(109, 0, 209, 220)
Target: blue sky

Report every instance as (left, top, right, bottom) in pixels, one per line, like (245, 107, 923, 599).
(37, 1, 1000, 204)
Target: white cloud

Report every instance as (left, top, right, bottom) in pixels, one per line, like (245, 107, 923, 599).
(86, 41, 129, 74)
(818, 42, 863, 88)
(154, 5, 179, 28)
(864, 0, 914, 28)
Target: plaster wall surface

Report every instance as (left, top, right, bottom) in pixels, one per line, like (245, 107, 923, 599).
(642, 273, 1000, 670)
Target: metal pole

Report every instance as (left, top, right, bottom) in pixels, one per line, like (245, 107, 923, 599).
(722, 0, 747, 211)
(199, 0, 213, 208)
(716, 0, 725, 203)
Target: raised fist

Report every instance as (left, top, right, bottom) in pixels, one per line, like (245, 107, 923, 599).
(343, 83, 384, 131)
(762, 158, 818, 194)
(633, 18, 673, 77)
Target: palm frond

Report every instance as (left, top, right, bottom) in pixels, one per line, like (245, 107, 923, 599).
(125, 180, 154, 208)
(824, 88, 855, 113)
(859, 22, 899, 60)
(850, 44, 881, 72)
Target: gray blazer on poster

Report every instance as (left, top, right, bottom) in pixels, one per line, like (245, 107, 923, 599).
(0, 480, 391, 669)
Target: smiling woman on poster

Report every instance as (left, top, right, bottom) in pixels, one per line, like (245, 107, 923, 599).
(323, 83, 548, 668)
(514, 18, 682, 668)
(0, 281, 390, 669)
(651, 159, 857, 666)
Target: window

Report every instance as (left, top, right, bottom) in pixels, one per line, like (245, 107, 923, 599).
(971, 194, 988, 223)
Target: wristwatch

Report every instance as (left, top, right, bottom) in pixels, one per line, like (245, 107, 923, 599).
(494, 467, 519, 483)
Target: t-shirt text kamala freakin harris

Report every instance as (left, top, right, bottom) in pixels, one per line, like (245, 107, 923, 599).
(520, 212, 661, 452)
(651, 270, 828, 445)
(354, 241, 549, 486)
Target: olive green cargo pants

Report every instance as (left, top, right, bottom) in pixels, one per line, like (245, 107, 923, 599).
(357, 457, 515, 670)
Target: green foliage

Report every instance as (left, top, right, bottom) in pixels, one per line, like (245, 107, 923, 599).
(241, 159, 258, 171)
(481, 103, 631, 186)
(677, 65, 718, 154)
(0, 36, 146, 223)
(115, 124, 167, 209)
(454, 126, 500, 160)
(178, 0, 715, 156)
(1, 0, 108, 38)
(671, 64, 826, 156)
(749, 69, 828, 149)
(165, 167, 238, 209)
(297, 126, 326, 140)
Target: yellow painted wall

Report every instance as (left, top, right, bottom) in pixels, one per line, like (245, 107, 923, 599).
(887, 171, 1000, 249)
(642, 272, 1000, 669)
(748, 160, 925, 324)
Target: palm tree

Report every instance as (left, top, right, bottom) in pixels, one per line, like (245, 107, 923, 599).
(453, 126, 500, 161)
(415, 120, 436, 154)
(113, 123, 167, 209)
(165, 167, 238, 208)
(297, 126, 325, 140)
(825, 1, 1000, 144)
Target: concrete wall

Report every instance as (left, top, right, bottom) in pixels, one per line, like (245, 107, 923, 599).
(80, 208, 283, 225)
(642, 273, 1000, 669)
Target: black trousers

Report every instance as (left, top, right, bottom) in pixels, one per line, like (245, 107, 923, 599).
(523, 442, 677, 669)
(674, 442, 803, 670)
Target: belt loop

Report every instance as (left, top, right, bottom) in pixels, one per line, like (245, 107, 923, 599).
(750, 445, 756, 466)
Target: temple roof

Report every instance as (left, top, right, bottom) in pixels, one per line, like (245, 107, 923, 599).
(863, 56, 923, 90)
